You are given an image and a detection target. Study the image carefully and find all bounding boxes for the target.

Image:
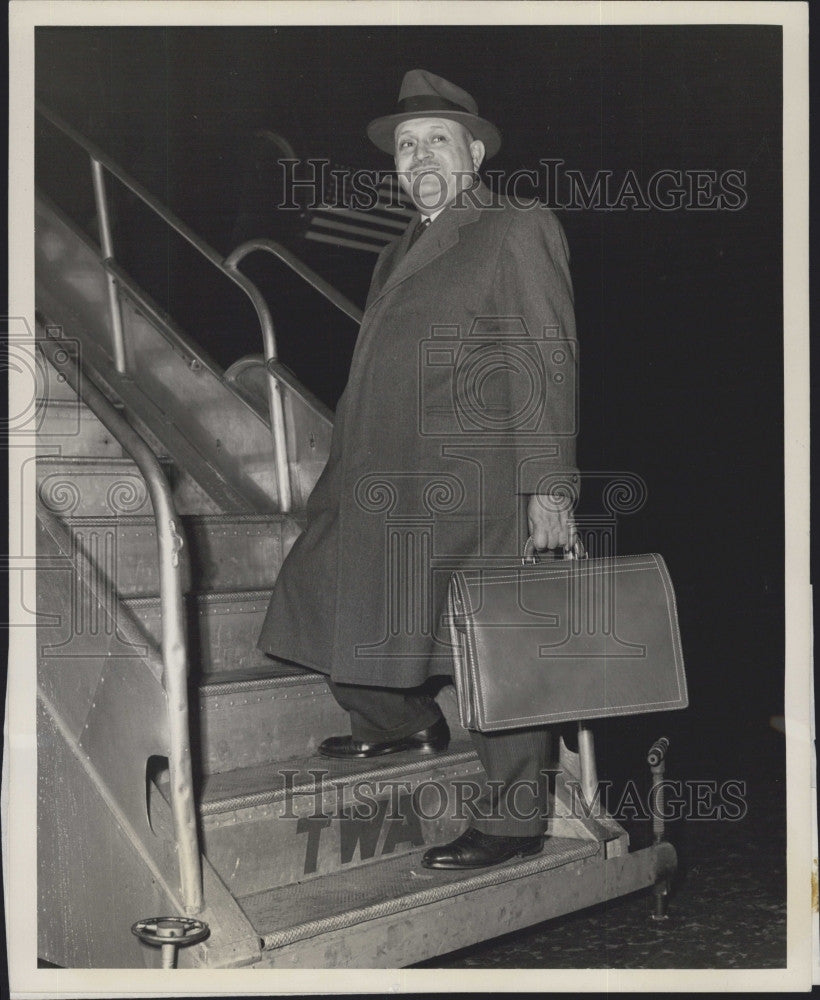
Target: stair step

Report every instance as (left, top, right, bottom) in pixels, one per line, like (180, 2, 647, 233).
(238, 836, 602, 965)
(36, 453, 224, 518)
(197, 666, 347, 771)
(126, 588, 274, 675)
(198, 741, 483, 896)
(37, 455, 174, 516)
(63, 514, 301, 598)
(36, 343, 236, 515)
(195, 665, 469, 774)
(36, 398, 124, 457)
(108, 414, 227, 515)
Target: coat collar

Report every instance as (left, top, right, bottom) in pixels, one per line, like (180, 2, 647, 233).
(366, 180, 493, 311)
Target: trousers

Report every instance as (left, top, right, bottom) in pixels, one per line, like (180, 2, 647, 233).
(326, 678, 553, 837)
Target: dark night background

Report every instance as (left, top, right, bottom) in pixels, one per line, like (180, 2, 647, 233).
(32, 24, 790, 966)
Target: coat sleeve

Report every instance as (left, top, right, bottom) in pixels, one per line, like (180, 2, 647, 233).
(490, 204, 579, 499)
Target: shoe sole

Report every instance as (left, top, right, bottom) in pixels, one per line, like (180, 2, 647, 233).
(318, 741, 449, 759)
(421, 843, 544, 870)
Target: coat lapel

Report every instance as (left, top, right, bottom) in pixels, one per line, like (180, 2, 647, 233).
(366, 182, 488, 311)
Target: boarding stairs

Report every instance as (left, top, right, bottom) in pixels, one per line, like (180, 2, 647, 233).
(33, 105, 674, 969)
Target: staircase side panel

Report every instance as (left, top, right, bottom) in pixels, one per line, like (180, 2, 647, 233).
(36, 510, 188, 913)
(229, 357, 334, 506)
(35, 209, 278, 511)
(36, 514, 135, 742)
(37, 699, 171, 968)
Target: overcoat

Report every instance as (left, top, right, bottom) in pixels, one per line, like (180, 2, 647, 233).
(258, 183, 578, 687)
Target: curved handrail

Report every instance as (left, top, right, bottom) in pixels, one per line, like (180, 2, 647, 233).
(224, 239, 363, 325)
(38, 334, 203, 915)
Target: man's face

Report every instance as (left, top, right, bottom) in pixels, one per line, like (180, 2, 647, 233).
(394, 118, 485, 213)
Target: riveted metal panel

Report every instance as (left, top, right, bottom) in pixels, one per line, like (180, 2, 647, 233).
(198, 672, 348, 772)
(36, 513, 151, 743)
(194, 668, 468, 775)
(56, 514, 295, 599)
(37, 699, 172, 968)
(77, 656, 174, 859)
(37, 400, 124, 457)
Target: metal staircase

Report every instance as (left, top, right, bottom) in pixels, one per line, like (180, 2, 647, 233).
(33, 105, 676, 969)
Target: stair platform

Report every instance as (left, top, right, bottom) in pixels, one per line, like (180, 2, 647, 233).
(236, 837, 612, 967)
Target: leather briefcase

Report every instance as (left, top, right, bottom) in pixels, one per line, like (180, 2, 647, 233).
(446, 540, 688, 732)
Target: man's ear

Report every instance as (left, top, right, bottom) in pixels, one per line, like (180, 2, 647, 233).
(470, 139, 486, 171)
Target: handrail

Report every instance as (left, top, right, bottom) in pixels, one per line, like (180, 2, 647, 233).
(37, 100, 334, 514)
(224, 239, 363, 325)
(38, 334, 204, 915)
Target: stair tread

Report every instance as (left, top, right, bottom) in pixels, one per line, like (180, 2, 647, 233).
(199, 739, 479, 812)
(57, 512, 296, 525)
(123, 587, 273, 607)
(36, 455, 172, 467)
(200, 664, 315, 688)
(239, 837, 601, 949)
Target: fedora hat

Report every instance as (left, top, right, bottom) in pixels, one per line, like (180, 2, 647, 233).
(367, 69, 502, 159)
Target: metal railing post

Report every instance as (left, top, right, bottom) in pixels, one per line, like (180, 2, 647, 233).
(577, 721, 600, 816)
(222, 240, 363, 517)
(90, 157, 127, 373)
(222, 250, 298, 515)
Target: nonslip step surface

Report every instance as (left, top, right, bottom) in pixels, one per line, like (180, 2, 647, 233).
(240, 837, 602, 951)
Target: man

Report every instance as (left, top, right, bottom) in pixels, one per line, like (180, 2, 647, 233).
(259, 69, 578, 869)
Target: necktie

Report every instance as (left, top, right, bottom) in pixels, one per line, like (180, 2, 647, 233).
(408, 216, 431, 248)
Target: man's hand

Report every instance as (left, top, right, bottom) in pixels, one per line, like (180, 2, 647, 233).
(527, 493, 575, 551)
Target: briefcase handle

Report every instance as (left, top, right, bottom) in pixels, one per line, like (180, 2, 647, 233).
(522, 535, 587, 565)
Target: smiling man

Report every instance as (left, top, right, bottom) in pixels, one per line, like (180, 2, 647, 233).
(394, 116, 484, 215)
(260, 69, 579, 869)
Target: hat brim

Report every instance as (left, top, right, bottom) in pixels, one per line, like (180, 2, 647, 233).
(367, 111, 502, 159)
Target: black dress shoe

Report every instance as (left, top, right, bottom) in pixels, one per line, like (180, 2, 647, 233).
(421, 827, 544, 870)
(318, 716, 449, 759)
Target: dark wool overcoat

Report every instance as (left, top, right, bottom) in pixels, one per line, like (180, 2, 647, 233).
(258, 183, 579, 686)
